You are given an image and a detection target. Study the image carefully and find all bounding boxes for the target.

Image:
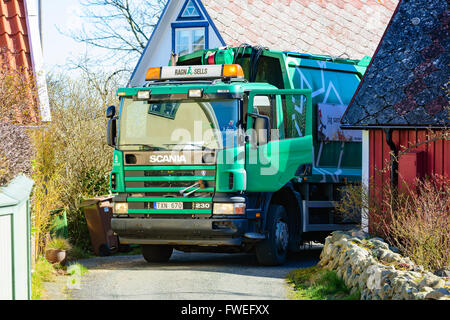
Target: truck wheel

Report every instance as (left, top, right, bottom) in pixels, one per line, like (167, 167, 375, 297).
(98, 244, 111, 257)
(256, 205, 289, 266)
(141, 245, 173, 263)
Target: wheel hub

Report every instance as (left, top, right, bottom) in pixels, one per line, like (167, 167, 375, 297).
(275, 220, 289, 253)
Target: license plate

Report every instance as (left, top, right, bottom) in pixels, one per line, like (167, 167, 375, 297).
(155, 202, 183, 210)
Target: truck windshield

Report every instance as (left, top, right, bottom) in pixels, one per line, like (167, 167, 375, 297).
(118, 99, 240, 151)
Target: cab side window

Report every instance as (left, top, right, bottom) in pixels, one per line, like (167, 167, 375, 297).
(281, 94, 307, 139)
(252, 95, 277, 129)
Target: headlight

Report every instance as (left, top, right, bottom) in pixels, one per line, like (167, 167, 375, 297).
(213, 203, 245, 215)
(114, 202, 128, 214)
(137, 91, 150, 100)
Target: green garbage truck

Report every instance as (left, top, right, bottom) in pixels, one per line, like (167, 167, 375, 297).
(107, 46, 369, 265)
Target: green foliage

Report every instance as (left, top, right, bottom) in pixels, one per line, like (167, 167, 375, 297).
(32, 257, 55, 300)
(287, 266, 360, 300)
(67, 245, 94, 261)
(67, 263, 89, 276)
(46, 237, 71, 251)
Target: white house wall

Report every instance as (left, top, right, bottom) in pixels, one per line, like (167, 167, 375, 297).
(129, 0, 225, 87)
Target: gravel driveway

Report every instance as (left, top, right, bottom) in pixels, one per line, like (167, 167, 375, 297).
(65, 247, 321, 300)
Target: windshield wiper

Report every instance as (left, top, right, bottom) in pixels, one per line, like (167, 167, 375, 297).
(119, 144, 169, 151)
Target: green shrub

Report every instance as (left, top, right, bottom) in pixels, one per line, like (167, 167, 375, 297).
(67, 245, 94, 261)
(46, 237, 71, 251)
(32, 257, 55, 300)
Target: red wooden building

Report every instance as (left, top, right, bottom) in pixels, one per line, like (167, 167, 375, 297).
(341, 0, 449, 227)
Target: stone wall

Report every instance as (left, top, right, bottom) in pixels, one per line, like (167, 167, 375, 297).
(319, 230, 450, 300)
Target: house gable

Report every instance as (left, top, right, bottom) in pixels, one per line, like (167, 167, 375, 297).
(129, 0, 225, 87)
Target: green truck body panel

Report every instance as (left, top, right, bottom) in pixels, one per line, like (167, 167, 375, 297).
(109, 46, 369, 249)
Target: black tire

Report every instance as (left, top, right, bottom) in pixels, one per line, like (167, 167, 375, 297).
(255, 205, 289, 266)
(98, 244, 111, 257)
(141, 245, 173, 263)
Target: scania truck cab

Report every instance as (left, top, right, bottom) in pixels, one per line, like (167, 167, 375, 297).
(107, 47, 368, 265)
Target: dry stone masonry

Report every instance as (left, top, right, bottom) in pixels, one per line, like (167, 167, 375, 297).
(319, 230, 450, 300)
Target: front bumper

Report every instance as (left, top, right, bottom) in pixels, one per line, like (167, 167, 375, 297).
(112, 218, 249, 246)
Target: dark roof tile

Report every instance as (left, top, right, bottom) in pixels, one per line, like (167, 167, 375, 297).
(342, 0, 449, 128)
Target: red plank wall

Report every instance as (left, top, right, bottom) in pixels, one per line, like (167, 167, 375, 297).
(369, 129, 450, 190)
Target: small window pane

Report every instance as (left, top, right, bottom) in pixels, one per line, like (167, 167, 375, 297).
(282, 94, 307, 138)
(181, 0, 201, 18)
(175, 27, 205, 55)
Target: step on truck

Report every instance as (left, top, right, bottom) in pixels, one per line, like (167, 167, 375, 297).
(107, 46, 370, 265)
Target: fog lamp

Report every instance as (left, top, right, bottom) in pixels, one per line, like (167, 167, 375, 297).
(213, 203, 246, 215)
(114, 202, 128, 214)
(188, 89, 203, 98)
(137, 91, 150, 100)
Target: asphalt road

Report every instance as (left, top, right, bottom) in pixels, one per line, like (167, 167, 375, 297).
(69, 247, 322, 300)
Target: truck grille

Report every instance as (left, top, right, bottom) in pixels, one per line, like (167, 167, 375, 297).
(124, 165, 215, 216)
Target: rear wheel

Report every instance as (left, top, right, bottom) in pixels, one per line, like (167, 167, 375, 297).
(141, 245, 173, 263)
(256, 205, 289, 266)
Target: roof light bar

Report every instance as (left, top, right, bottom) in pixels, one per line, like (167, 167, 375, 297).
(145, 64, 245, 81)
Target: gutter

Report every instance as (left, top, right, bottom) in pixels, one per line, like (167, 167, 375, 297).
(340, 125, 449, 130)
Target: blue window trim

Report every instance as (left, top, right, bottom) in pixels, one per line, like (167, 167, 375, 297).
(177, 0, 204, 21)
(172, 21, 209, 55)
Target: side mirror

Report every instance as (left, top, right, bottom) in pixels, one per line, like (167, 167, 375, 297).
(106, 105, 116, 119)
(107, 118, 117, 148)
(249, 113, 269, 146)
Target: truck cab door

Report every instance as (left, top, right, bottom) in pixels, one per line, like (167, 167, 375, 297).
(245, 89, 313, 192)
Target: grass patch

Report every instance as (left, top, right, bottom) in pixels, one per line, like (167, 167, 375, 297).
(67, 263, 89, 276)
(287, 266, 360, 300)
(32, 256, 90, 300)
(32, 257, 56, 300)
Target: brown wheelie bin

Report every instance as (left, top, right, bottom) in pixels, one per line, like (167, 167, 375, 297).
(81, 196, 118, 256)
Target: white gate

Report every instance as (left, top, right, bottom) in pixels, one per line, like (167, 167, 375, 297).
(0, 175, 33, 300)
(0, 214, 13, 299)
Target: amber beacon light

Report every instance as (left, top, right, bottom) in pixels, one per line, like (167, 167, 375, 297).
(222, 64, 244, 78)
(145, 67, 162, 81)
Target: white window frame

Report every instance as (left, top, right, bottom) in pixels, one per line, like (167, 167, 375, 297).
(174, 27, 206, 56)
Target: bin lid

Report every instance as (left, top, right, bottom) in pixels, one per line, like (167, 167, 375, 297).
(80, 195, 114, 208)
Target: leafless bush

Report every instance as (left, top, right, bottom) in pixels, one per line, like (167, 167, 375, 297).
(337, 175, 450, 272)
(388, 176, 449, 271)
(0, 122, 35, 185)
(0, 49, 37, 186)
(31, 72, 117, 251)
(0, 48, 38, 124)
